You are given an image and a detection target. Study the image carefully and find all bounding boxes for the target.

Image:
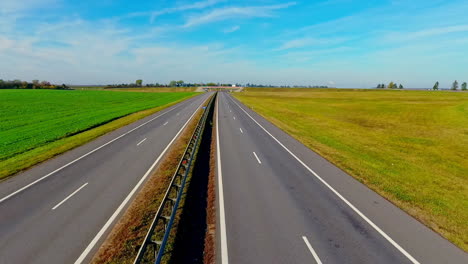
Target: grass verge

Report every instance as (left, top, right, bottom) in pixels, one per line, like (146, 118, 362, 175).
(0, 94, 195, 180)
(203, 104, 217, 264)
(91, 96, 211, 263)
(234, 88, 468, 251)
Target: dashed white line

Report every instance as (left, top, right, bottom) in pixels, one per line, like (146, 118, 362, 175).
(252, 152, 262, 164)
(239, 128, 243, 133)
(302, 236, 323, 264)
(233, 116, 236, 120)
(227, 95, 420, 264)
(136, 138, 147, 146)
(52, 183, 88, 210)
(216, 96, 230, 264)
(163, 121, 168, 126)
(74, 98, 206, 264)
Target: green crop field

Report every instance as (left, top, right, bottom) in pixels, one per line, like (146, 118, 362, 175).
(0, 89, 195, 178)
(234, 88, 468, 251)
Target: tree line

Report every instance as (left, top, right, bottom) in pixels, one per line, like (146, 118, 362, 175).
(432, 80, 467, 91)
(106, 80, 329, 88)
(376, 82, 404, 89)
(0, 79, 69, 89)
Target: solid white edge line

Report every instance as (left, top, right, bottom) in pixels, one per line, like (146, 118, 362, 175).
(52, 182, 88, 210)
(227, 95, 420, 264)
(73, 96, 207, 264)
(0, 96, 200, 204)
(217, 94, 230, 264)
(252, 152, 262, 164)
(302, 236, 323, 264)
(136, 138, 147, 146)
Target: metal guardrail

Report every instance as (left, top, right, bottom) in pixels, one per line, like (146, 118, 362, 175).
(133, 93, 215, 264)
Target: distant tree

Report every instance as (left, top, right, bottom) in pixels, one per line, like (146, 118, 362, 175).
(40, 81, 51, 87)
(176, 80, 184, 87)
(135, 79, 143, 87)
(399, 84, 404, 89)
(462, 82, 467, 91)
(169, 80, 177, 87)
(376, 84, 382, 88)
(388, 81, 396, 89)
(433, 81, 439, 90)
(381, 83, 386, 88)
(32, 80, 40, 89)
(206, 82, 217, 86)
(451, 80, 458, 90)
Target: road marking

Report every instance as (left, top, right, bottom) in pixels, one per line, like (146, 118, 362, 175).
(233, 116, 236, 120)
(163, 121, 168, 126)
(0, 96, 201, 204)
(177, 112, 180, 116)
(74, 98, 206, 264)
(239, 128, 243, 133)
(136, 138, 147, 146)
(252, 152, 262, 164)
(52, 183, 88, 210)
(230, 110, 232, 112)
(302, 236, 323, 264)
(216, 96, 230, 264)
(227, 95, 420, 264)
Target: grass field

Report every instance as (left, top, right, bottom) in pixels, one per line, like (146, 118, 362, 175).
(106, 87, 197, 92)
(0, 89, 195, 178)
(234, 88, 468, 251)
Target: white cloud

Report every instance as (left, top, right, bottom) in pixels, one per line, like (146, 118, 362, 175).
(223, 25, 240, 33)
(183, 2, 296, 28)
(276, 37, 348, 50)
(384, 24, 468, 42)
(122, 0, 226, 23)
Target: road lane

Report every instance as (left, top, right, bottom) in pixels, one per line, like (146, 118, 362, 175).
(216, 92, 468, 264)
(0, 92, 211, 264)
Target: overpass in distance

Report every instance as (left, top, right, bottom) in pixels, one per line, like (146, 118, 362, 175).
(198, 86, 244, 92)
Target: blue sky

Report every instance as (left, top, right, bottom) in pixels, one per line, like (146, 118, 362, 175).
(1, 0, 467, 87)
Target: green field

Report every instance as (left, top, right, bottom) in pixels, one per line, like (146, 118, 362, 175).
(0, 89, 195, 178)
(106, 87, 197, 92)
(234, 88, 468, 251)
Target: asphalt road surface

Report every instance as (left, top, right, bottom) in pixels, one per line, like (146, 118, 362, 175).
(0, 92, 212, 264)
(215, 92, 468, 264)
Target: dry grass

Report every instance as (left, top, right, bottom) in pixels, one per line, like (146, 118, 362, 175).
(235, 88, 468, 251)
(91, 106, 205, 264)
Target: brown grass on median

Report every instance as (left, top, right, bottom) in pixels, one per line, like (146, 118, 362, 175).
(203, 102, 217, 264)
(91, 105, 205, 264)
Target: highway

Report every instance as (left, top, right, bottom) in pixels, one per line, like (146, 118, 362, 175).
(215, 92, 468, 264)
(0, 92, 212, 264)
